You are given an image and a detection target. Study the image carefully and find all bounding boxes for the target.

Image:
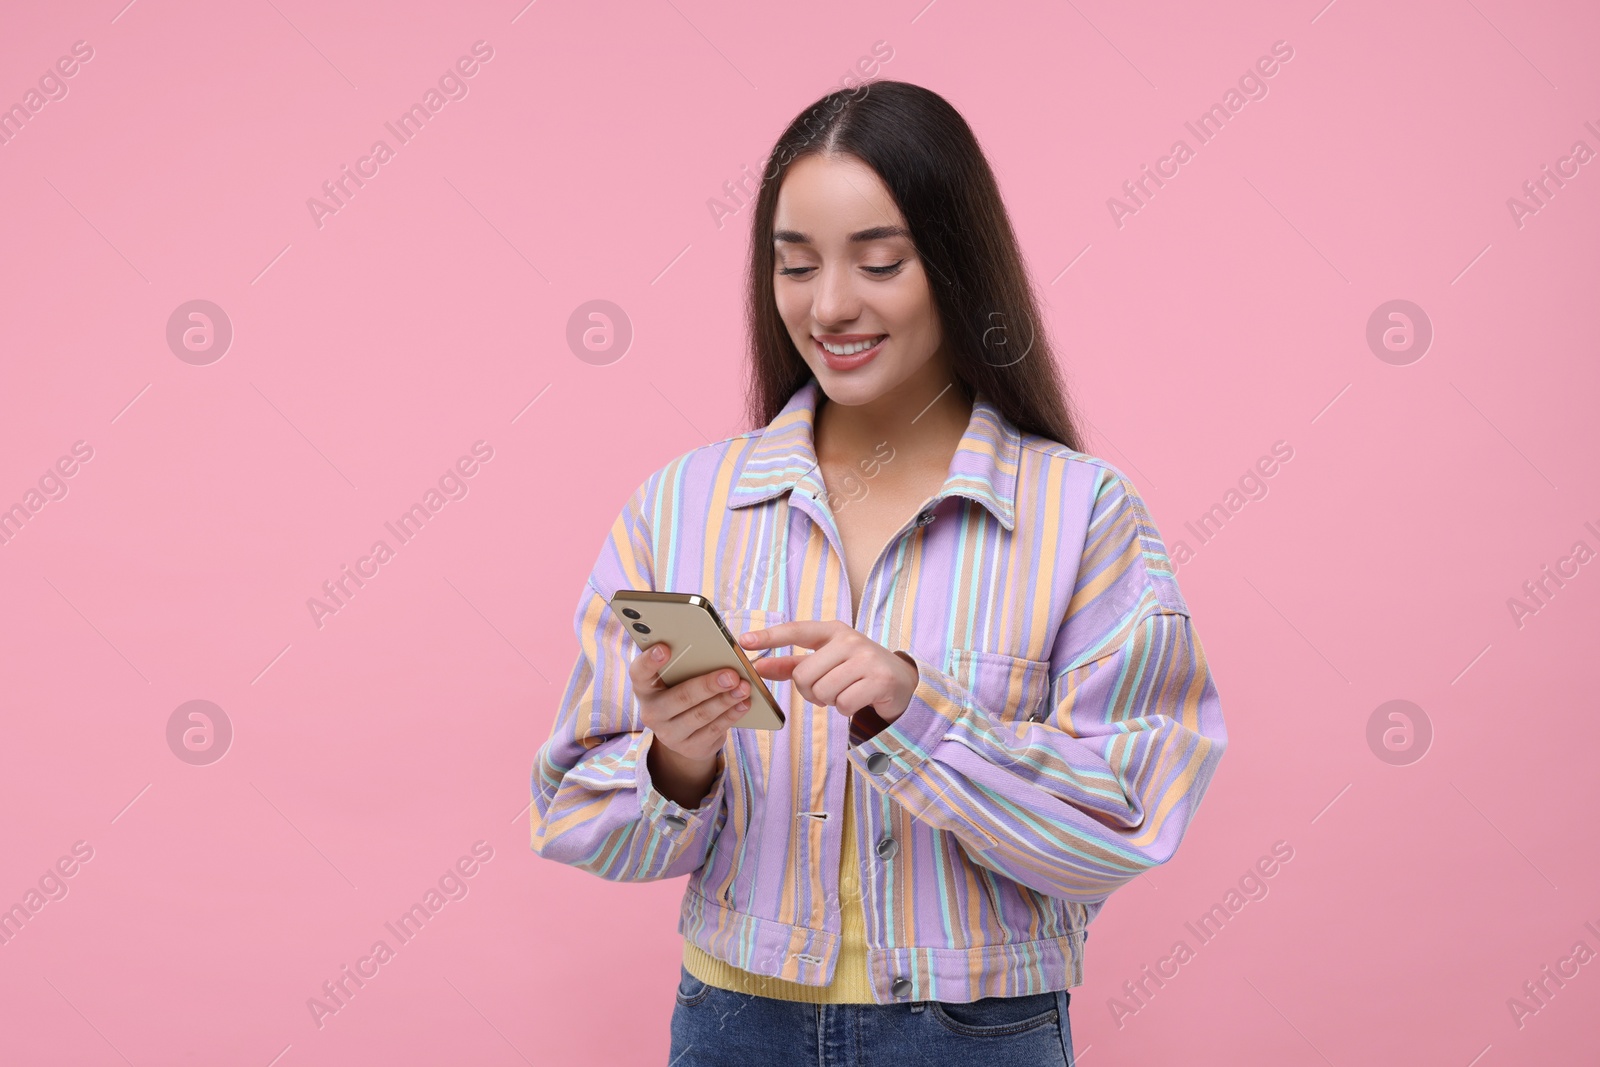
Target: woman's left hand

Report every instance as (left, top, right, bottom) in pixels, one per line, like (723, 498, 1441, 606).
(739, 620, 920, 724)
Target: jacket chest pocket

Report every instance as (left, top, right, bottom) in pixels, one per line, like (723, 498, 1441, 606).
(942, 647, 1054, 724)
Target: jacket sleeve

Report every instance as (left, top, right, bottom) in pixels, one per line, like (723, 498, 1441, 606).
(845, 466, 1227, 904)
(529, 475, 730, 882)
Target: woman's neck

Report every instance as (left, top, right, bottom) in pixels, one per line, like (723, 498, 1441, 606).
(813, 365, 972, 470)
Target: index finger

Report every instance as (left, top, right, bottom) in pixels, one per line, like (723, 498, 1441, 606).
(738, 619, 840, 652)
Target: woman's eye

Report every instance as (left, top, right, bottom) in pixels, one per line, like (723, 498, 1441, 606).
(776, 260, 905, 278)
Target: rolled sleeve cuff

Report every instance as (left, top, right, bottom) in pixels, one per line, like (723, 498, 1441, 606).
(845, 650, 964, 789)
(636, 730, 728, 839)
(845, 651, 1006, 852)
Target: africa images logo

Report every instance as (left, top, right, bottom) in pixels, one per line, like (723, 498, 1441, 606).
(306, 41, 495, 230)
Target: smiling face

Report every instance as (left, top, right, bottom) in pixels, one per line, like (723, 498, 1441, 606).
(771, 153, 949, 408)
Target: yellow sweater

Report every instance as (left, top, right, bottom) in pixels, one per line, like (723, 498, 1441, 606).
(683, 770, 875, 1002)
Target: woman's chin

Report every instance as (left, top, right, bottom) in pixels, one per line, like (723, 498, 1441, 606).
(816, 379, 884, 408)
(810, 364, 897, 407)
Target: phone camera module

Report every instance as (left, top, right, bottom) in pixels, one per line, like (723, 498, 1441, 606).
(621, 608, 642, 620)
(632, 623, 651, 634)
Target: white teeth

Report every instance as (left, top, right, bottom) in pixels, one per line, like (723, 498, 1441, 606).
(819, 335, 885, 356)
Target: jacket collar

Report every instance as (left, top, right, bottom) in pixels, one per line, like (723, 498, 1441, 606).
(727, 376, 1022, 532)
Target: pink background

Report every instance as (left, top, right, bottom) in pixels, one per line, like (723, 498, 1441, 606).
(2, 0, 1596, 1063)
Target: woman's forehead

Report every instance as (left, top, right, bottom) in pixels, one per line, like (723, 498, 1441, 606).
(774, 156, 905, 239)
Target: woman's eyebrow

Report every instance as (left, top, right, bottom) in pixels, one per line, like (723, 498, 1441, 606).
(774, 225, 909, 245)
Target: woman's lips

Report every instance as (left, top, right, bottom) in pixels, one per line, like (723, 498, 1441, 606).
(815, 335, 886, 372)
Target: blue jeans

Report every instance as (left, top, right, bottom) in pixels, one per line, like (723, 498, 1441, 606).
(668, 964, 1075, 1066)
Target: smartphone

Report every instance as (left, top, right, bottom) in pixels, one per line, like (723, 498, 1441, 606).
(609, 591, 786, 731)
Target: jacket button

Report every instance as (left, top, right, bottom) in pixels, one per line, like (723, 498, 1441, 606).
(891, 977, 913, 998)
(915, 510, 935, 527)
(876, 836, 899, 860)
(866, 752, 891, 775)
(662, 815, 688, 831)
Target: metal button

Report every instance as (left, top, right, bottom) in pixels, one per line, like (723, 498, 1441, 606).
(914, 510, 935, 527)
(875, 836, 898, 860)
(891, 976, 913, 998)
(866, 752, 891, 775)
(662, 815, 688, 831)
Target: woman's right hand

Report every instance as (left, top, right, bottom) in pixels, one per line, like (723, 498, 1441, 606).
(630, 641, 752, 764)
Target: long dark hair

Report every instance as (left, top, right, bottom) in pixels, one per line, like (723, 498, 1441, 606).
(743, 80, 1084, 452)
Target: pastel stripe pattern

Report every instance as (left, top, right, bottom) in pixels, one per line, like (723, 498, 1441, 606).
(530, 376, 1228, 1004)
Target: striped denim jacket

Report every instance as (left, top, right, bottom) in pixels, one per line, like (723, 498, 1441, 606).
(530, 376, 1228, 1004)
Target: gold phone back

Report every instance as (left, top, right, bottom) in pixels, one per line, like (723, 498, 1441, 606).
(611, 594, 785, 731)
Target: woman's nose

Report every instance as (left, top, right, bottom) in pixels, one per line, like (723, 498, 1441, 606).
(811, 264, 860, 324)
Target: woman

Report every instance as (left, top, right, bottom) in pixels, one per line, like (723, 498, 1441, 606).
(531, 80, 1228, 1066)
